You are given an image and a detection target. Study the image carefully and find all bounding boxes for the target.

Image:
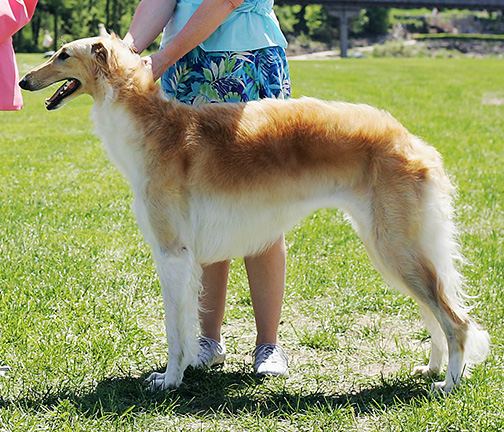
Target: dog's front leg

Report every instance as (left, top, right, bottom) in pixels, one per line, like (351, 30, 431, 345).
(132, 192, 201, 390)
(146, 246, 202, 390)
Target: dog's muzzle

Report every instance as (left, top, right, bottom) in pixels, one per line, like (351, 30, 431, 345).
(19, 76, 34, 91)
(19, 74, 82, 110)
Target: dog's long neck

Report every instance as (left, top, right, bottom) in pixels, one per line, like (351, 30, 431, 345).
(90, 75, 194, 193)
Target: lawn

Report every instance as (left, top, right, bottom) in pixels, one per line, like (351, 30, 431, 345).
(0, 55, 502, 431)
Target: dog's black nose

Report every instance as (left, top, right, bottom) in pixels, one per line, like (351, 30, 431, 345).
(19, 76, 31, 90)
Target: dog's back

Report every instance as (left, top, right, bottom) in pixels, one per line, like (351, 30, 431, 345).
(20, 35, 489, 392)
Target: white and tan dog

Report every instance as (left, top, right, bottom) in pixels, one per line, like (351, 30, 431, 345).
(20, 34, 489, 392)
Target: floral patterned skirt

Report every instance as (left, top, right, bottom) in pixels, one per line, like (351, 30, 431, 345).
(160, 45, 291, 106)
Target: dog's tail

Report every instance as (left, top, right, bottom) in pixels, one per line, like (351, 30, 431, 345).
(415, 161, 490, 371)
(351, 135, 489, 375)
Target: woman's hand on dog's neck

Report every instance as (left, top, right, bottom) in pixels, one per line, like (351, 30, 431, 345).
(125, 0, 244, 81)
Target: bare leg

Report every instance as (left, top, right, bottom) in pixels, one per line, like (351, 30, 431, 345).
(199, 236, 286, 346)
(199, 260, 230, 342)
(244, 235, 286, 346)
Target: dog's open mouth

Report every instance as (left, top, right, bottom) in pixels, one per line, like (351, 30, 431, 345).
(45, 79, 81, 110)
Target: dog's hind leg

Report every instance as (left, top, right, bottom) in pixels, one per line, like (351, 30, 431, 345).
(352, 169, 489, 393)
(412, 305, 446, 377)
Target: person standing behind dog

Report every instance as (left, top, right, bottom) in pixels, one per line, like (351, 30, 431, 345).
(125, 0, 290, 376)
(0, 0, 38, 111)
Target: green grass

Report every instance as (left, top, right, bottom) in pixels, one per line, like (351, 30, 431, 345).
(0, 54, 502, 431)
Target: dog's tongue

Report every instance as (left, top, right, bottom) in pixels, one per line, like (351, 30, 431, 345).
(45, 79, 79, 109)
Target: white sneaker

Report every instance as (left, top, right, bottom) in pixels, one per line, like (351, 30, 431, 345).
(253, 343, 289, 377)
(191, 336, 226, 369)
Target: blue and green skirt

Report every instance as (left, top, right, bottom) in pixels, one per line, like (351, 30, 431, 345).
(160, 45, 290, 106)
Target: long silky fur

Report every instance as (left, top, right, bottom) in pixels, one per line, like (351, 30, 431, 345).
(20, 34, 490, 392)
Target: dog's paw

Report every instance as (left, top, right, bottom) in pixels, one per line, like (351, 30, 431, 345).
(145, 371, 182, 392)
(412, 365, 431, 376)
(414, 367, 457, 395)
(430, 380, 453, 396)
(412, 365, 438, 377)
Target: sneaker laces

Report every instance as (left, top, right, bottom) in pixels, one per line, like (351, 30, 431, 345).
(253, 343, 289, 377)
(254, 344, 275, 361)
(198, 337, 218, 365)
(192, 336, 225, 368)
(253, 343, 288, 366)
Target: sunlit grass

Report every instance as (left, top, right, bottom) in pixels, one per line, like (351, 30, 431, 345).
(0, 54, 502, 430)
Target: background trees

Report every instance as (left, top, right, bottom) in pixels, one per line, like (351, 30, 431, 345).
(13, 2, 390, 52)
(14, 0, 139, 52)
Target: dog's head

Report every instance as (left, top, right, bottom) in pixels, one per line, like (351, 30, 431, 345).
(19, 32, 152, 110)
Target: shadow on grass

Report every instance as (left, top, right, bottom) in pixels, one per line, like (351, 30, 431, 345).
(0, 367, 430, 420)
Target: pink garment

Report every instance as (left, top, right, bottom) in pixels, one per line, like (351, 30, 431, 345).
(0, 0, 38, 110)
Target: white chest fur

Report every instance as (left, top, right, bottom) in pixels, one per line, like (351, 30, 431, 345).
(91, 103, 146, 192)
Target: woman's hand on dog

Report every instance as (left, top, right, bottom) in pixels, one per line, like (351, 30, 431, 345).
(141, 54, 156, 80)
(141, 51, 170, 81)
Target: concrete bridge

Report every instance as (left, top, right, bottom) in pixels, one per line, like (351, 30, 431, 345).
(277, 0, 504, 56)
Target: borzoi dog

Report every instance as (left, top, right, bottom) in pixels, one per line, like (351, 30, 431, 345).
(20, 34, 489, 393)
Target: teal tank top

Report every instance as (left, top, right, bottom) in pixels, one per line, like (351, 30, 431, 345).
(160, 0, 288, 52)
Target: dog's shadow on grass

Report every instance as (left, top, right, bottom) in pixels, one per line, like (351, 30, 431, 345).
(4, 367, 430, 421)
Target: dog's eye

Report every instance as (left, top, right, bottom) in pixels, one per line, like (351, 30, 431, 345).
(58, 51, 70, 61)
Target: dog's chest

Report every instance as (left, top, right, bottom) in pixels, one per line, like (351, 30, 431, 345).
(91, 104, 146, 189)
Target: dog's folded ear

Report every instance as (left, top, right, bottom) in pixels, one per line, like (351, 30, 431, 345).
(91, 41, 112, 76)
(91, 41, 108, 64)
